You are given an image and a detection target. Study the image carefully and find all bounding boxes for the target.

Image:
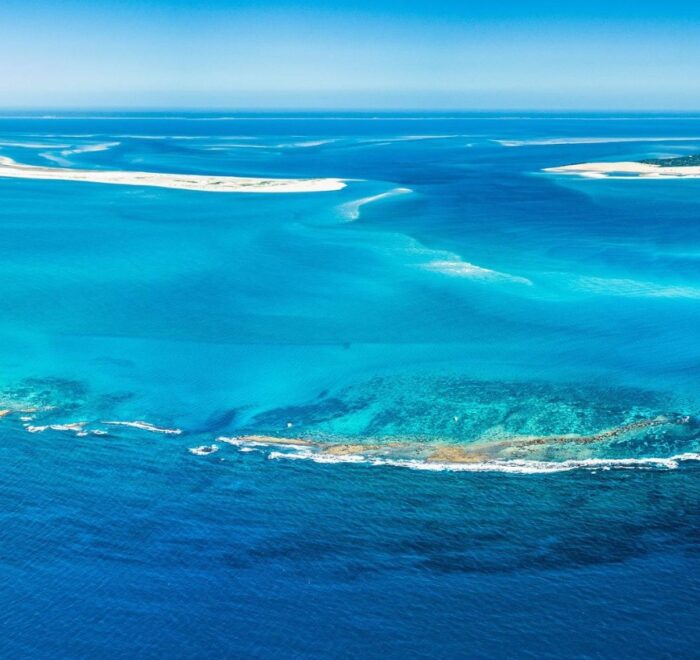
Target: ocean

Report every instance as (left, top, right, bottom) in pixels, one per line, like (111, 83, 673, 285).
(1, 112, 700, 657)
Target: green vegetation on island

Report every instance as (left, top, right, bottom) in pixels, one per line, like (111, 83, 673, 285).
(640, 154, 700, 167)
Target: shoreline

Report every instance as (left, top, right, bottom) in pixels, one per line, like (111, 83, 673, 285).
(544, 160, 700, 179)
(0, 156, 346, 193)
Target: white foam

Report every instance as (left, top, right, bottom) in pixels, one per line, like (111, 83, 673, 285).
(269, 449, 367, 464)
(39, 152, 70, 166)
(498, 137, 700, 147)
(357, 135, 461, 146)
(217, 435, 308, 449)
(277, 139, 336, 148)
(36, 142, 119, 166)
(204, 143, 270, 150)
(423, 259, 532, 286)
(267, 449, 700, 474)
(59, 142, 120, 156)
(0, 141, 72, 148)
(217, 436, 245, 446)
(205, 139, 336, 151)
(25, 422, 86, 434)
(575, 276, 700, 300)
(103, 420, 182, 435)
(339, 187, 413, 220)
(189, 444, 219, 456)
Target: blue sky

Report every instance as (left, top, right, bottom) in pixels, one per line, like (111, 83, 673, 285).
(3, 0, 700, 109)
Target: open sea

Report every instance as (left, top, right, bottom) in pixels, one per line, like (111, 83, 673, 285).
(1, 112, 700, 658)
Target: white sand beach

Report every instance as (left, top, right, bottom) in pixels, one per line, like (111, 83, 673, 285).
(545, 161, 700, 179)
(0, 156, 346, 193)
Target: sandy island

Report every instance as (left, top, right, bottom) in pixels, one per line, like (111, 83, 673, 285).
(0, 156, 346, 193)
(545, 161, 700, 179)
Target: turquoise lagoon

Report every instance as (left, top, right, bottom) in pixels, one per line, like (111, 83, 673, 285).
(1, 114, 700, 657)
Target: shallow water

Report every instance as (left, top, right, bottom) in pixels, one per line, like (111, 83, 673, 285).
(1, 113, 700, 657)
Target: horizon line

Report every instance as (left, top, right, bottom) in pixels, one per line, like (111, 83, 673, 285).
(2, 108, 700, 115)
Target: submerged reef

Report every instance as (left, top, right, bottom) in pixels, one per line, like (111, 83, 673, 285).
(2, 374, 699, 472)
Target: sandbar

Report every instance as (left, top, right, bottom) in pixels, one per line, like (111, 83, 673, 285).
(545, 161, 700, 179)
(0, 156, 346, 193)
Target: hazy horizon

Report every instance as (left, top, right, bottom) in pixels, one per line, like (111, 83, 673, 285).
(3, 0, 700, 110)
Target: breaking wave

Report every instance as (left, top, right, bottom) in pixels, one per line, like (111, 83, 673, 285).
(339, 187, 413, 220)
(268, 449, 700, 473)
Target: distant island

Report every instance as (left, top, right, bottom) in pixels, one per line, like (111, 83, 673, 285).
(545, 153, 700, 179)
(639, 154, 700, 167)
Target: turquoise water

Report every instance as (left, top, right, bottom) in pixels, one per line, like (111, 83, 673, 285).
(1, 113, 700, 656)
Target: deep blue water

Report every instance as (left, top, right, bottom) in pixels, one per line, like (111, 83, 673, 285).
(1, 113, 700, 657)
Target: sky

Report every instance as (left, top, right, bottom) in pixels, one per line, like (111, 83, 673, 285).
(3, 0, 700, 110)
